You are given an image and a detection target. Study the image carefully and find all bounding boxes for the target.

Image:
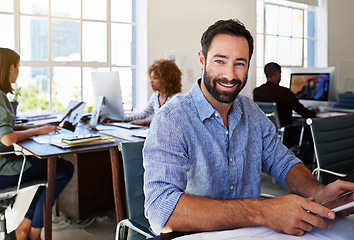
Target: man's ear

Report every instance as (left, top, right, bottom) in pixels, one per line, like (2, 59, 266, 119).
(198, 50, 205, 70)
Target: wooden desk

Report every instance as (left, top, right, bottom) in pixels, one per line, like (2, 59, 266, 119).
(16, 124, 138, 240)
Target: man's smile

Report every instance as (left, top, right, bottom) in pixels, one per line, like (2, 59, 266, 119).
(218, 82, 236, 88)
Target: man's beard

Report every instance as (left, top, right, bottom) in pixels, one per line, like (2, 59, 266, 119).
(203, 68, 247, 104)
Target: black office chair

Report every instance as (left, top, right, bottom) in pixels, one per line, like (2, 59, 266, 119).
(306, 113, 354, 185)
(116, 141, 155, 240)
(255, 102, 304, 149)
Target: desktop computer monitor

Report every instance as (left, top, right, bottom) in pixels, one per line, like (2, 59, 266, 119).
(288, 67, 338, 107)
(91, 71, 125, 121)
(290, 73, 330, 101)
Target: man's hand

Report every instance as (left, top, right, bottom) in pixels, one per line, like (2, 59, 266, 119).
(319, 180, 354, 216)
(262, 194, 335, 236)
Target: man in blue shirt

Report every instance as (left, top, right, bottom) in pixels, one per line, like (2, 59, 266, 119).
(143, 19, 354, 236)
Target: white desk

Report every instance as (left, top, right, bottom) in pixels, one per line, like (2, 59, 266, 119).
(316, 111, 347, 118)
(172, 215, 354, 240)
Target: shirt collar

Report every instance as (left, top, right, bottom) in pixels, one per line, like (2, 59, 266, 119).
(191, 79, 243, 123)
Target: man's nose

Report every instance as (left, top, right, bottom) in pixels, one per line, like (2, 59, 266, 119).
(223, 64, 238, 80)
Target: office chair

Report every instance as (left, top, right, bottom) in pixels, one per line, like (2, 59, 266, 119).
(116, 141, 154, 240)
(0, 151, 48, 240)
(0, 151, 26, 240)
(255, 102, 304, 148)
(307, 113, 354, 185)
(332, 93, 354, 109)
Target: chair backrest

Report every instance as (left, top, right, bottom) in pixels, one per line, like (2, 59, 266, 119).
(255, 101, 282, 132)
(119, 141, 148, 240)
(307, 113, 354, 184)
(332, 93, 354, 109)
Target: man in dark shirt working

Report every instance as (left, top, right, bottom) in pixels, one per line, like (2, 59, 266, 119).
(253, 62, 319, 165)
(253, 62, 319, 127)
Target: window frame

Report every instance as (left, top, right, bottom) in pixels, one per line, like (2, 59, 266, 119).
(1, 0, 139, 112)
(256, 0, 317, 87)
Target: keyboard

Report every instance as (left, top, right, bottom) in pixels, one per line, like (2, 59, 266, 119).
(111, 122, 144, 129)
(321, 107, 354, 113)
(316, 112, 347, 118)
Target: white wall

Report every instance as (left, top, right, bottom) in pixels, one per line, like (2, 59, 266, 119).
(146, 0, 354, 99)
(147, 0, 257, 98)
(327, 0, 354, 93)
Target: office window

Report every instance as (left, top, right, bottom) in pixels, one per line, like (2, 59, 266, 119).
(256, 0, 316, 86)
(0, 0, 136, 113)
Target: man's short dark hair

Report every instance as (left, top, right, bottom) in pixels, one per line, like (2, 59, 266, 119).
(264, 62, 281, 78)
(200, 19, 254, 63)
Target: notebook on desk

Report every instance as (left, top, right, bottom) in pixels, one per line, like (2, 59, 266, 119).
(50, 135, 116, 149)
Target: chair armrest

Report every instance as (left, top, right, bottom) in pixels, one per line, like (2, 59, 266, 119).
(260, 193, 276, 199)
(0, 151, 26, 194)
(116, 219, 154, 240)
(312, 167, 347, 179)
(280, 120, 305, 147)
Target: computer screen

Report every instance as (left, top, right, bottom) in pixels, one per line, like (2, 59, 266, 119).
(91, 72, 125, 121)
(59, 100, 86, 131)
(290, 73, 330, 101)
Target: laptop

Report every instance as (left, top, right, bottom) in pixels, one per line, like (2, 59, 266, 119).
(56, 100, 86, 132)
(31, 100, 86, 144)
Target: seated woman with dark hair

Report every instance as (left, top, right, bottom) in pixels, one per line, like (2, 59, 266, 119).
(0, 48, 74, 240)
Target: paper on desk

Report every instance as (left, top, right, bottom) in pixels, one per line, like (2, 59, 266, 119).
(132, 128, 149, 138)
(174, 224, 347, 240)
(100, 128, 148, 142)
(94, 124, 118, 131)
(31, 132, 76, 144)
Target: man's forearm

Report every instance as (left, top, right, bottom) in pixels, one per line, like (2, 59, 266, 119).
(162, 194, 265, 233)
(285, 163, 326, 202)
(162, 186, 335, 236)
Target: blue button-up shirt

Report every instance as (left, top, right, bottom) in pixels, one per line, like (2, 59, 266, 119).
(143, 80, 301, 234)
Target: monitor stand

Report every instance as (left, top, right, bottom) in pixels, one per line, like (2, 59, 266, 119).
(89, 96, 104, 130)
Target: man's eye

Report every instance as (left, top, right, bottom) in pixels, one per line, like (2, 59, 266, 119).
(215, 60, 224, 64)
(235, 62, 245, 67)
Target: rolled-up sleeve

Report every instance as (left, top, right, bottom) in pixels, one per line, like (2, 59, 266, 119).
(0, 103, 14, 139)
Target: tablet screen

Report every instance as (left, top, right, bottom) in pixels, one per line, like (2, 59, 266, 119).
(321, 190, 354, 213)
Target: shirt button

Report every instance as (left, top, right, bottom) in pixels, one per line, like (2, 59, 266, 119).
(230, 157, 232, 162)
(230, 186, 234, 190)
(226, 130, 229, 135)
(215, 113, 219, 117)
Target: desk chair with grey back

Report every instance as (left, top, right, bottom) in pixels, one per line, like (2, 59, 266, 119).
(116, 141, 276, 240)
(0, 151, 26, 240)
(116, 141, 154, 240)
(255, 102, 304, 148)
(306, 113, 354, 185)
(332, 93, 354, 109)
